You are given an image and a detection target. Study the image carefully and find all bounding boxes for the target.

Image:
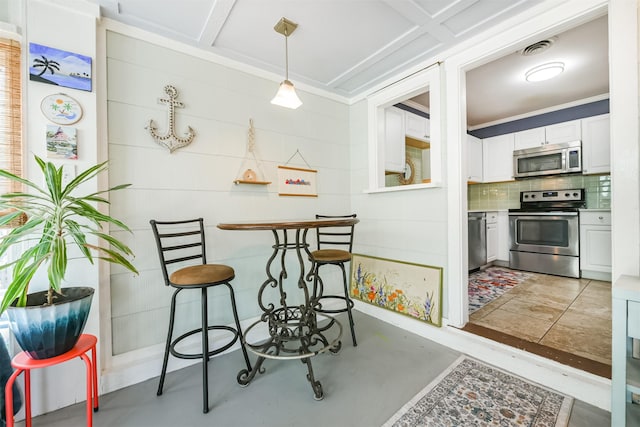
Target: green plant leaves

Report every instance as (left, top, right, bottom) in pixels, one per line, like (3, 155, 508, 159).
(0, 155, 138, 312)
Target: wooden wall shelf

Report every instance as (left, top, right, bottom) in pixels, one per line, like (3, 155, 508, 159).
(233, 180, 271, 185)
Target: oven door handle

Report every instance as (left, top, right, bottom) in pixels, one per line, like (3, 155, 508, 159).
(508, 212, 579, 217)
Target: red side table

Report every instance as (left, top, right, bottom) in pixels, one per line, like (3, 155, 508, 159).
(4, 334, 99, 427)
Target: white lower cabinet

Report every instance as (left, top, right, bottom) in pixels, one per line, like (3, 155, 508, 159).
(612, 276, 640, 426)
(486, 211, 498, 262)
(497, 211, 510, 262)
(579, 210, 611, 279)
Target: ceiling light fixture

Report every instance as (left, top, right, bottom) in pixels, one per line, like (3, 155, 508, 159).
(525, 62, 565, 82)
(271, 17, 302, 109)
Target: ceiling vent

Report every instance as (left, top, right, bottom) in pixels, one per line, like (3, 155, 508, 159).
(521, 38, 557, 56)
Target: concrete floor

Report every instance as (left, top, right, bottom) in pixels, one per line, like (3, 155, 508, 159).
(23, 311, 610, 427)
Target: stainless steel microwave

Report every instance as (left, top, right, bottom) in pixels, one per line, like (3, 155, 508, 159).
(513, 140, 582, 179)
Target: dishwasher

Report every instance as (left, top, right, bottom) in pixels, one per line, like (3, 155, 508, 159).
(468, 212, 486, 271)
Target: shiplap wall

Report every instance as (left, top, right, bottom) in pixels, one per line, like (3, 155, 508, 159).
(105, 31, 351, 355)
(348, 100, 450, 316)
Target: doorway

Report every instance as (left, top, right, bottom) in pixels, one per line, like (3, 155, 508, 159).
(458, 12, 613, 378)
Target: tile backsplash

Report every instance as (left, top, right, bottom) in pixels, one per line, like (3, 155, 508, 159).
(468, 174, 611, 210)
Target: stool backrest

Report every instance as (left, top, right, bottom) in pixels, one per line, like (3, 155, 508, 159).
(150, 218, 207, 286)
(314, 214, 357, 252)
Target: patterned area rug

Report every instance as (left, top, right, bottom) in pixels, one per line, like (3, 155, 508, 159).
(468, 267, 531, 313)
(383, 356, 573, 427)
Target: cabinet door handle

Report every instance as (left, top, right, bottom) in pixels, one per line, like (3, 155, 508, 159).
(598, 216, 604, 220)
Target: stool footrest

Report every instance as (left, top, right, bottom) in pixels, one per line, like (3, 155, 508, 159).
(313, 295, 355, 314)
(169, 325, 240, 360)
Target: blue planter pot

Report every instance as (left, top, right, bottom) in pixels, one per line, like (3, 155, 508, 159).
(6, 287, 94, 359)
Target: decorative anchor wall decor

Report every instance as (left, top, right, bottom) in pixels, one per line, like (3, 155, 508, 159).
(146, 85, 195, 153)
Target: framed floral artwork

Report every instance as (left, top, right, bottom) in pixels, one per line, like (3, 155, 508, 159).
(350, 254, 443, 327)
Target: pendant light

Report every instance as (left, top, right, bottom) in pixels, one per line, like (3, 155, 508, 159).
(271, 17, 302, 109)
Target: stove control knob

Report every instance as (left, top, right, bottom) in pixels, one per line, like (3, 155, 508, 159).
(573, 192, 579, 197)
(565, 192, 570, 197)
(530, 194, 536, 198)
(523, 195, 529, 199)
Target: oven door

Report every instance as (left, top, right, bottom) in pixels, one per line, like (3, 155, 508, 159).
(509, 211, 579, 256)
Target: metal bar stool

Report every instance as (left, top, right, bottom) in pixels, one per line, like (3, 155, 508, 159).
(4, 334, 98, 427)
(307, 214, 358, 346)
(150, 218, 252, 413)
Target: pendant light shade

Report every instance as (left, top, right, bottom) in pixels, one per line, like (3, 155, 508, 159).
(271, 79, 302, 109)
(271, 17, 302, 109)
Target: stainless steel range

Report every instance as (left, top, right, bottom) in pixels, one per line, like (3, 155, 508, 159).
(509, 189, 585, 278)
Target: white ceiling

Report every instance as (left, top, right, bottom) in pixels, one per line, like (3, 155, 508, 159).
(466, 14, 609, 127)
(92, 0, 608, 127)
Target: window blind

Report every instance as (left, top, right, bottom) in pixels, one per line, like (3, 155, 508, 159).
(0, 38, 23, 227)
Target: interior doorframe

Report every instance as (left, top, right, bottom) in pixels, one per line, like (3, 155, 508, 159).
(445, 0, 611, 328)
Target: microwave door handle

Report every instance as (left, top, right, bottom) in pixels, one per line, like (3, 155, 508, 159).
(561, 151, 567, 171)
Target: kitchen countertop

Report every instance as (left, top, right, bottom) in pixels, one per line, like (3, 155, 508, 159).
(579, 208, 611, 211)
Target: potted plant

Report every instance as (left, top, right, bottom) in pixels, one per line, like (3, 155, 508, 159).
(0, 155, 138, 359)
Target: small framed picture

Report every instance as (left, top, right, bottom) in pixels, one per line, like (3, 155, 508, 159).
(41, 93, 83, 125)
(277, 166, 317, 197)
(46, 125, 77, 160)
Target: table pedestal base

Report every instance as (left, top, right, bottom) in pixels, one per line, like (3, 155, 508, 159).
(237, 307, 342, 400)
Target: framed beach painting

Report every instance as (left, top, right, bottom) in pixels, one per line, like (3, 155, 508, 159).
(277, 165, 318, 197)
(350, 254, 443, 327)
(40, 93, 83, 125)
(29, 43, 92, 92)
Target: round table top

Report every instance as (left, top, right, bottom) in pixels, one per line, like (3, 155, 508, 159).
(217, 217, 358, 231)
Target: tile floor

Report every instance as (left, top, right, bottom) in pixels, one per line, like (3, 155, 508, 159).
(469, 268, 612, 365)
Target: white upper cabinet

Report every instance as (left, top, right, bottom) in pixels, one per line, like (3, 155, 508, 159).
(482, 133, 514, 182)
(581, 114, 611, 175)
(513, 127, 545, 150)
(384, 107, 406, 173)
(514, 119, 582, 150)
(405, 111, 430, 141)
(466, 134, 483, 182)
(546, 120, 582, 144)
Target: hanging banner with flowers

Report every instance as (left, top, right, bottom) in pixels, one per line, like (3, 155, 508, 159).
(277, 165, 317, 197)
(350, 254, 443, 327)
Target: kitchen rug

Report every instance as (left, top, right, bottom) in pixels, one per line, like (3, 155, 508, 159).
(468, 267, 531, 313)
(383, 355, 573, 427)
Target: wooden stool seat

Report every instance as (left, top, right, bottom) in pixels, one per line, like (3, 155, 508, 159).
(310, 249, 352, 263)
(170, 264, 235, 286)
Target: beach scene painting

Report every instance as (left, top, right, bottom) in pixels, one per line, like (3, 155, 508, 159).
(29, 43, 92, 92)
(46, 125, 78, 160)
